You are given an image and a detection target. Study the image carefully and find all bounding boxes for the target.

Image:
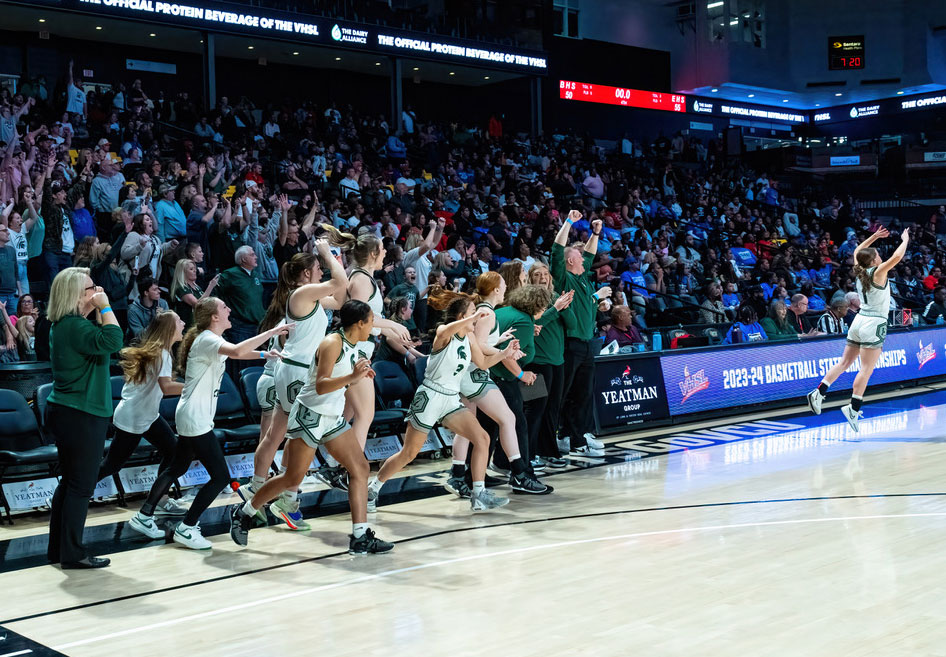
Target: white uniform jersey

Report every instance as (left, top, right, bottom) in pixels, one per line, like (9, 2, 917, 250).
(262, 320, 284, 377)
(294, 334, 359, 417)
(351, 268, 383, 336)
(477, 303, 501, 348)
(424, 333, 471, 394)
(281, 290, 328, 366)
(856, 267, 891, 318)
(113, 350, 173, 434)
(175, 331, 226, 436)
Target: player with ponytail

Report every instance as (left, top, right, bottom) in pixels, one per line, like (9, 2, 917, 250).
(135, 297, 292, 550)
(367, 286, 519, 512)
(808, 226, 909, 431)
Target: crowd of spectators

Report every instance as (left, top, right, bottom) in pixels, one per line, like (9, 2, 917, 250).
(2, 57, 946, 367)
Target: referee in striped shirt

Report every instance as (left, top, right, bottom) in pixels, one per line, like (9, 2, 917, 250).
(817, 294, 850, 334)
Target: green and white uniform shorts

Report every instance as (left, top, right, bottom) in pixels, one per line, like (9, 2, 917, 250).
(459, 367, 497, 400)
(274, 358, 309, 414)
(256, 373, 277, 413)
(286, 402, 351, 448)
(406, 380, 466, 432)
(846, 314, 887, 349)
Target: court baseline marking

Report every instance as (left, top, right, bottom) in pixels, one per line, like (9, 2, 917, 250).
(45, 509, 946, 652)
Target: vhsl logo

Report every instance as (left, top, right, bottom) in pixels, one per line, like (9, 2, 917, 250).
(917, 340, 936, 369)
(678, 366, 709, 403)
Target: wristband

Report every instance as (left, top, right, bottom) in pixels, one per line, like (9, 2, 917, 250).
(100, 306, 112, 314)
(516, 370, 524, 380)
(592, 293, 599, 301)
(566, 218, 575, 224)
(259, 351, 266, 359)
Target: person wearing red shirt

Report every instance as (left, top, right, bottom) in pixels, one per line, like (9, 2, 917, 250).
(923, 266, 942, 291)
(244, 162, 265, 186)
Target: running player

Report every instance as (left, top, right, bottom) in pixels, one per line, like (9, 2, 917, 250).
(103, 311, 188, 539)
(134, 297, 291, 550)
(446, 272, 553, 496)
(230, 300, 393, 555)
(807, 226, 908, 431)
(235, 315, 284, 525)
(317, 224, 413, 488)
(368, 288, 520, 512)
(238, 244, 347, 528)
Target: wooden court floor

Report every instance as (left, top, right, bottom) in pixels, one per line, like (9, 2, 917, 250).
(3, 388, 946, 657)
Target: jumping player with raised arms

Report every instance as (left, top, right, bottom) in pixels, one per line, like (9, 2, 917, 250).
(368, 288, 521, 511)
(807, 226, 908, 431)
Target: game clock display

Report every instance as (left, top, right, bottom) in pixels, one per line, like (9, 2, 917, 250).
(559, 80, 686, 113)
(829, 36, 865, 70)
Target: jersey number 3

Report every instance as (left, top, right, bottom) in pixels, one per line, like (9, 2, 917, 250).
(454, 345, 467, 375)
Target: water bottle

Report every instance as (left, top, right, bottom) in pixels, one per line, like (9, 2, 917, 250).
(651, 331, 662, 352)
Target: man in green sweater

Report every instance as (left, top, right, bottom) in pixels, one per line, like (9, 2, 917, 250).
(551, 210, 611, 457)
(215, 245, 263, 379)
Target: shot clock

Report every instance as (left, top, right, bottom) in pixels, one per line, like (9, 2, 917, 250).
(829, 36, 865, 70)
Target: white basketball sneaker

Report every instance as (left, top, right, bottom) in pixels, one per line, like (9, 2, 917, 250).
(807, 389, 824, 415)
(128, 512, 164, 539)
(841, 404, 862, 432)
(173, 522, 212, 550)
(583, 433, 605, 450)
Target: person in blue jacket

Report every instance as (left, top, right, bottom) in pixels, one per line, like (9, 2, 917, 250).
(724, 304, 768, 344)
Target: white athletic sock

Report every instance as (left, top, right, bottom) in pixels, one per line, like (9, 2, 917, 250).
(282, 489, 298, 503)
(506, 453, 521, 462)
(472, 481, 485, 494)
(251, 475, 266, 488)
(368, 476, 383, 493)
(352, 523, 368, 538)
(277, 465, 288, 475)
(241, 501, 258, 516)
(452, 459, 466, 467)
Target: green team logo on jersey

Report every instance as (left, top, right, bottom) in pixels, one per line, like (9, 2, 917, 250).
(454, 345, 468, 375)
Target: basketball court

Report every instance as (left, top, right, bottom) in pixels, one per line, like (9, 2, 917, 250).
(2, 387, 945, 656)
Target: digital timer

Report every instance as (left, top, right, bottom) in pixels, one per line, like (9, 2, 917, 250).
(828, 35, 864, 70)
(830, 55, 863, 70)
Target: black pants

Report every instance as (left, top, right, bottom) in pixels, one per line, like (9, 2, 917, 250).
(47, 404, 109, 563)
(414, 297, 429, 334)
(559, 338, 598, 448)
(523, 362, 565, 458)
(482, 378, 530, 470)
(94, 211, 114, 238)
(224, 319, 256, 383)
(142, 431, 230, 526)
(97, 417, 177, 481)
